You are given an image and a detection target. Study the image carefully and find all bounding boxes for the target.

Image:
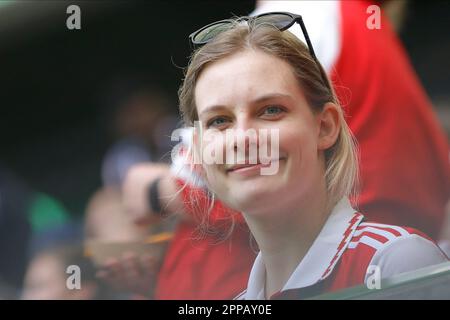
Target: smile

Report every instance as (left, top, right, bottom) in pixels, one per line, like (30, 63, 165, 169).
(225, 158, 285, 175)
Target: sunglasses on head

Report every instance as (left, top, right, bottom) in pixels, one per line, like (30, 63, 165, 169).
(189, 11, 319, 63)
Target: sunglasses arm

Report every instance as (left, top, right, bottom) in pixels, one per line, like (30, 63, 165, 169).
(296, 17, 319, 62)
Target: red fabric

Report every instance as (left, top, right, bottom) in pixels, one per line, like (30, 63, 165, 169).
(155, 1, 449, 299)
(154, 179, 255, 299)
(333, 0, 450, 238)
(154, 218, 256, 299)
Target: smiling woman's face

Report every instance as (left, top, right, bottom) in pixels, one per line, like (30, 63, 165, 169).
(194, 49, 326, 216)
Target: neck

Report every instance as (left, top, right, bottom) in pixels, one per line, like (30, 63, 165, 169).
(243, 182, 330, 299)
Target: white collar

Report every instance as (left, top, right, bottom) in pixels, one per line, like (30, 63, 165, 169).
(244, 197, 363, 299)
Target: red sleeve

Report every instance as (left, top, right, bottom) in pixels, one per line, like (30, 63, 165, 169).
(154, 221, 255, 299)
(332, 1, 450, 238)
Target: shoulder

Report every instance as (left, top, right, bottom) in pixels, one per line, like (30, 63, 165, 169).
(234, 289, 247, 300)
(349, 222, 432, 251)
(346, 221, 448, 280)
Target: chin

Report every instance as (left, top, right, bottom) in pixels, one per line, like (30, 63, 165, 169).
(225, 181, 280, 213)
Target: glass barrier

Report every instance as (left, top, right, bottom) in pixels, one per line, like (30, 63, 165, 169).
(309, 261, 450, 299)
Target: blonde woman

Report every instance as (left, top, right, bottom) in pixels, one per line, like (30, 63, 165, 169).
(178, 12, 448, 299)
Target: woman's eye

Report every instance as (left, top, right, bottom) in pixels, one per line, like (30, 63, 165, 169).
(261, 106, 284, 117)
(207, 117, 229, 128)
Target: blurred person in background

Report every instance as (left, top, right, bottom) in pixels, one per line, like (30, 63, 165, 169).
(99, 77, 179, 187)
(22, 244, 107, 300)
(84, 79, 179, 297)
(98, 0, 450, 299)
(84, 186, 166, 297)
(0, 163, 86, 299)
(84, 187, 150, 243)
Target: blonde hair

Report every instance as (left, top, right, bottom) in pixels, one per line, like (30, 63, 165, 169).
(179, 19, 359, 218)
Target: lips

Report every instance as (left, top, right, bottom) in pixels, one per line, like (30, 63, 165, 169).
(226, 163, 261, 172)
(225, 158, 285, 173)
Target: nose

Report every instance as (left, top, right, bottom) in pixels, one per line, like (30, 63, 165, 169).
(226, 115, 259, 163)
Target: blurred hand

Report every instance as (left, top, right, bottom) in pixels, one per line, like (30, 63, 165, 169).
(96, 252, 160, 297)
(122, 163, 170, 225)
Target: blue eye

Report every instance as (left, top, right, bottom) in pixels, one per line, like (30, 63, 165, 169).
(207, 117, 229, 128)
(262, 106, 284, 116)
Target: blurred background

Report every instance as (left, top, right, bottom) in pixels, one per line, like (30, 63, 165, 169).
(0, 0, 448, 299)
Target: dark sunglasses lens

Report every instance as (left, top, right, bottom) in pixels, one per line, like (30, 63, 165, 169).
(256, 13, 293, 30)
(193, 21, 232, 44)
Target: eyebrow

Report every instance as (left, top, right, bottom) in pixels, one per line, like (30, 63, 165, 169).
(252, 93, 293, 104)
(199, 93, 293, 118)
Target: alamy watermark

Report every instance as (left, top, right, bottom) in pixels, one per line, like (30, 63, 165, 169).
(366, 5, 381, 30)
(66, 265, 81, 290)
(66, 5, 81, 30)
(65, 4, 381, 31)
(366, 265, 381, 290)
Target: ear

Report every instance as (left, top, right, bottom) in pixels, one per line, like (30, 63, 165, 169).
(316, 102, 341, 151)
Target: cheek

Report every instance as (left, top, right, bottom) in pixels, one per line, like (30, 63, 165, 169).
(197, 131, 225, 192)
(280, 125, 315, 152)
(280, 126, 319, 168)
